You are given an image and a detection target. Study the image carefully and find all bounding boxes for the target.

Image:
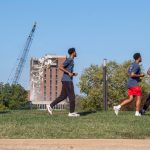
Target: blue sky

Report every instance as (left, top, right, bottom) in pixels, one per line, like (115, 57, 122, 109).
(0, 0, 150, 93)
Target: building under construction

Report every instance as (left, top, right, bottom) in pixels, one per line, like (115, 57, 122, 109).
(29, 54, 67, 109)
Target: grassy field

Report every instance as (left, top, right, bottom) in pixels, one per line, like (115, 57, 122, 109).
(0, 110, 150, 139)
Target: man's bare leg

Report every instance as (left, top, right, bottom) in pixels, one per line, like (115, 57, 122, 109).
(134, 96, 142, 116)
(113, 96, 133, 115)
(120, 96, 134, 107)
(135, 96, 141, 112)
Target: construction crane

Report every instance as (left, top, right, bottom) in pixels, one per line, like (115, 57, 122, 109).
(12, 22, 37, 84)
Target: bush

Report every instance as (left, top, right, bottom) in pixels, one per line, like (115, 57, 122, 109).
(0, 104, 8, 112)
(0, 83, 28, 110)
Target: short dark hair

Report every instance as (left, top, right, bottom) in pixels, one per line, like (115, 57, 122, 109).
(133, 53, 141, 60)
(68, 48, 76, 55)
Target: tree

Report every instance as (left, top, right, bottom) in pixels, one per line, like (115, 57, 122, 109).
(78, 60, 150, 111)
(78, 64, 103, 110)
(0, 83, 28, 110)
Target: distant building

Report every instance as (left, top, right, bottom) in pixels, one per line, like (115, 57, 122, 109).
(29, 54, 67, 109)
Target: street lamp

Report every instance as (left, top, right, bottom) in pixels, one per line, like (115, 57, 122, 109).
(103, 59, 108, 111)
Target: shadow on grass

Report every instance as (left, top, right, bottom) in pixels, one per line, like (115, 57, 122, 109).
(143, 113, 150, 116)
(0, 110, 10, 114)
(78, 111, 96, 116)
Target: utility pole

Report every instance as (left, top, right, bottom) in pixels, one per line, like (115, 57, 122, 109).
(103, 59, 108, 111)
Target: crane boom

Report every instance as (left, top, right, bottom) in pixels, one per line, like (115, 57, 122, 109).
(12, 22, 37, 84)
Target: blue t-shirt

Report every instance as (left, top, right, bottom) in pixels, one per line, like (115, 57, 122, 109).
(61, 57, 74, 82)
(127, 63, 141, 88)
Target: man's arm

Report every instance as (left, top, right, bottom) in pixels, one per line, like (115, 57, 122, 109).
(130, 72, 145, 78)
(59, 58, 78, 77)
(59, 64, 74, 77)
(129, 64, 145, 78)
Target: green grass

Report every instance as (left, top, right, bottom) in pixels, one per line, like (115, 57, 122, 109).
(0, 110, 150, 139)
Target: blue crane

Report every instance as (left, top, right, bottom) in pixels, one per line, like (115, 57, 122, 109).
(12, 22, 37, 84)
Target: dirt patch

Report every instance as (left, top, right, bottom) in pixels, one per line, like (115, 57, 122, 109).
(0, 139, 149, 150)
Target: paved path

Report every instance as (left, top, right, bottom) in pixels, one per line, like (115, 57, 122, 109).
(0, 139, 149, 150)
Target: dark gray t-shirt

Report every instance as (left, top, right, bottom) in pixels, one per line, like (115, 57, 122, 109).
(61, 57, 74, 82)
(127, 63, 141, 88)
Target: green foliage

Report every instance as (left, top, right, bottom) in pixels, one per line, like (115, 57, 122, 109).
(78, 60, 150, 111)
(0, 103, 8, 112)
(0, 83, 28, 110)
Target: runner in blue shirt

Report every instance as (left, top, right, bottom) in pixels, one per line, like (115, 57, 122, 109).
(113, 53, 145, 116)
(46, 48, 80, 117)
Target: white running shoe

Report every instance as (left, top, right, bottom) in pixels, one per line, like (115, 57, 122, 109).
(135, 112, 141, 117)
(113, 106, 120, 116)
(46, 105, 53, 115)
(68, 112, 80, 117)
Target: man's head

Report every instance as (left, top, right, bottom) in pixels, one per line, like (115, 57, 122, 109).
(68, 48, 77, 58)
(133, 53, 142, 63)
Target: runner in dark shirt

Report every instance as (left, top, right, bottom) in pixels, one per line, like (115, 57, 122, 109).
(46, 48, 80, 117)
(140, 68, 150, 115)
